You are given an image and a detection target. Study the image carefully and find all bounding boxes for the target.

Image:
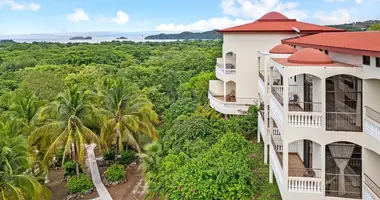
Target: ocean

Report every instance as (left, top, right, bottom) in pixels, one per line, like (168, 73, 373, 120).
(7, 37, 182, 44)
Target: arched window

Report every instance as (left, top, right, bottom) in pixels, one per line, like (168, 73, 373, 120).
(325, 75, 363, 132)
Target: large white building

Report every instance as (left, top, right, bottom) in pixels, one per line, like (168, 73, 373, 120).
(210, 11, 380, 200)
(208, 12, 343, 115)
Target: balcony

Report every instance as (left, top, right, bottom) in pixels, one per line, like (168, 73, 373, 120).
(258, 77, 266, 99)
(364, 106, 380, 142)
(258, 110, 266, 142)
(208, 80, 256, 115)
(364, 173, 380, 200)
(288, 102, 323, 128)
(270, 86, 323, 129)
(270, 137, 323, 194)
(215, 58, 236, 80)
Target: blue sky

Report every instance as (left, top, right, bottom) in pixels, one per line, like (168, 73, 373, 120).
(0, 0, 379, 34)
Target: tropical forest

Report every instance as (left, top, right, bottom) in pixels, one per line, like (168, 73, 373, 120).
(0, 40, 280, 200)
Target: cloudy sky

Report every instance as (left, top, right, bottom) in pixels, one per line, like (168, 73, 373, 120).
(0, 0, 379, 34)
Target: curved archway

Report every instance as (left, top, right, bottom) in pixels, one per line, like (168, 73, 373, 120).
(325, 72, 363, 80)
(225, 52, 236, 70)
(225, 81, 236, 102)
(325, 141, 362, 198)
(287, 139, 323, 178)
(288, 73, 322, 112)
(325, 74, 363, 132)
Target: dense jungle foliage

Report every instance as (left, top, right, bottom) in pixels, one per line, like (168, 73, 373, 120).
(0, 40, 280, 199)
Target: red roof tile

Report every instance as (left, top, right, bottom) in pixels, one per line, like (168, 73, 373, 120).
(273, 58, 355, 67)
(288, 48, 333, 64)
(259, 12, 289, 21)
(283, 32, 380, 57)
(218, 12, 344, 33)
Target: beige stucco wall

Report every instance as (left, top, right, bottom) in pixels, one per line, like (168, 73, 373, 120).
(223, 33, 295, 100)
(209, 80, 224, 95)
(363, 79, 380, 112)
(363, 148, 380, 185)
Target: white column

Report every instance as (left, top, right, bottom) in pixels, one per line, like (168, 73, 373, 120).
(223, 54, 226, 75)
(283, 140, 289, 192)
(321, 144, 326, 193)
(269, 156, 274, 183)
(264, 144, 268, 164)
(283, 77, 289, 126)
(269, 66, 274, 89)
(223, 81, 227, 102)
(257, 125, 261, 143)
(321, 78, 326, 130)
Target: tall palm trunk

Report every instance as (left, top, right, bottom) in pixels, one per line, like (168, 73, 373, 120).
(115, 122, 122, 164)
(74, 143, 80, 177)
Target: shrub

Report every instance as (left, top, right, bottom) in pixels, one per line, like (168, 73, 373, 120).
(119, 150, 137, 165)
(103, 149, 115, 162)
(105, 164, 125, 183)
(55, 148, 64, 167)
(67, 174, 93, 194)
(64, 161, 76, 177)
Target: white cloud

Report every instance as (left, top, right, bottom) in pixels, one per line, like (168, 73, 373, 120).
(66, 9, 90, 23)
(156, 17, 252, 32)
(220, 0, 308, 20)
(355, 0, 363, 3)
(324, 0, 346, 2)
(315, 9, 351, 24)
(0, 0, 40, 11)
(111, 11, 130, 24)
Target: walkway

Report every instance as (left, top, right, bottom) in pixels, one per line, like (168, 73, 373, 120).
(86, 143, 113, 200)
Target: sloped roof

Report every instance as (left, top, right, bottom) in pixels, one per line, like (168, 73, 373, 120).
(218, 12, 344, 33)
(283, 32, 380, 57)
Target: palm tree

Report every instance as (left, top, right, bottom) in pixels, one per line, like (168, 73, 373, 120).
(98, 78, 158, 160)
(29, 86, 99, 176)
(0, 128, 50, 200)
(8, 95, 41, 130)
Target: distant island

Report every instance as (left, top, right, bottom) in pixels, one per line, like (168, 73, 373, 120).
(145, 30, 222, 40)
(69, 36, 92, 40)
(116, 36, 128, 40)
(327, 20, 380, 31)
(0, 39, 15, 43)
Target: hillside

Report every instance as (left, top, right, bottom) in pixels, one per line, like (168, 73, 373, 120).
(145, 30, 222, 40)
(327, 20, 380, 31)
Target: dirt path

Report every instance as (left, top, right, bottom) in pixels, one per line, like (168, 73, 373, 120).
(45, 168, 99, 200)
(100, 164, 146, 200)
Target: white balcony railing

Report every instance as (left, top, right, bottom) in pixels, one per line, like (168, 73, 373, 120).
(216, 57, 224, 69)
(270, 144, 283, 186)
(270, 94, 284, 129)
(365, 106, 380, 142)
(258, 111, 266, 141)
(288, 112, 323, 128)
(270, 128, 281, 141)
(364, 173, 380, 200)
(259, 78, 266, 98)
(208, 91, 257, 115)
(288, 177, 322, 193)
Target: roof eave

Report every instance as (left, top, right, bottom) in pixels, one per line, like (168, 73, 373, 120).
(282, 41, 380, 57)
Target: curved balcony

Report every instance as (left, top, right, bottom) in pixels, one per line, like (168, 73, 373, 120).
(215, 58, 237, 81)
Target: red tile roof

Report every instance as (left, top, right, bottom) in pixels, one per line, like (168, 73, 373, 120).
(259, 12, 289, 21)
(282, 32, 380, 57)
(287, 48, 333, 64)
(273, 58, 355, 67)
(270, 44, 297, 54)
(218, 12, 344, 33)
